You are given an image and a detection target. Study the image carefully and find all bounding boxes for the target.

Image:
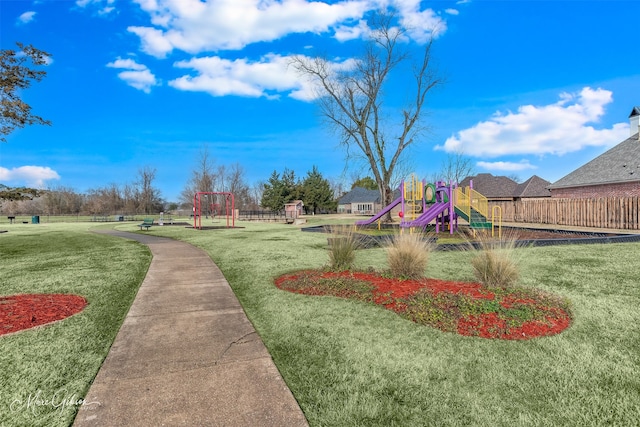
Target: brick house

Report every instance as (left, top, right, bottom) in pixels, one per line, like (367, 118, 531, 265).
(548, 107, 640, 198)
(337, 187, 381, 215)
(337, 187, 402, 215)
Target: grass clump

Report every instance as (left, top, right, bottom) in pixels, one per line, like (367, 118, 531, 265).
(327, 225, 360, 271)
(386, 231, 434, 279)
(469, 230, 521, 288)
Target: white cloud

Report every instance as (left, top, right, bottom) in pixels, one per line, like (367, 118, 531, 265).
(437, 87, 630, 158)
(101, 1, 453, 95)
(391, 0, 447, 41)
(0, 166, 60, 188)
(445, 9, 459, 16)
(18, 11, 36, 24)
(477, 160, 537, 172)
(107, 58, 158, 93)
(170, 54, 326, 100)
(129, 0, 369, 57)
(126, 0, 448, 58)
(107, 58, 148, 71)
(76, 0, 116, 15)
(170, 54, 359, 101)
(334, 19, 370, 42)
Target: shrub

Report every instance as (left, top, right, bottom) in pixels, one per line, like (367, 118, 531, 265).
(327, 225, 360, 271)
(386, 231, 434, 279)
(469, 230, 521, 289)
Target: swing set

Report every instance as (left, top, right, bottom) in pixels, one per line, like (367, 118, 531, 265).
(192, 191, 235, 230)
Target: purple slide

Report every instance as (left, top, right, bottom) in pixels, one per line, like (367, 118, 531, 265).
(400, 202, 449, 228)
(355, 196, 403, 225)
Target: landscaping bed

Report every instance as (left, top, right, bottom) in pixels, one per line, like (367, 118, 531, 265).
(0, 294, 87, 336)
(275, 270, 571, 340)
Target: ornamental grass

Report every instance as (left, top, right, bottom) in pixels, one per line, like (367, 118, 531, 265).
(469, 230, 522, 289)
(385, 231, 435, 280)
(327, 225, 360, 271)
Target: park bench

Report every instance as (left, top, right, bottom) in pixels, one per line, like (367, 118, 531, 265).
(138, 218, 154, 231)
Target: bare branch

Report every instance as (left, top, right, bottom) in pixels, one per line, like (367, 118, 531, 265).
(292, 10, 443, 219)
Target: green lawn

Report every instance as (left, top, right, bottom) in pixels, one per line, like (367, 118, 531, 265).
(1, 220, 639, 426)
(0, 223, 151, 427)
(127, 220, 640, 426)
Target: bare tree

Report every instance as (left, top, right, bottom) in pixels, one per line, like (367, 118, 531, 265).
(224, 163, 251, 209)
(42, 186, 82, 215)
(181, 145, 218, 206)
(84, 184, 122, 216)
(507, 174, 522, 183)
(122, 183, 138, 214)
(292, 12, 442, 220)
(249, 180, 265, 210)
(135, 166, 163, 214)
(438, 151, 476, 185)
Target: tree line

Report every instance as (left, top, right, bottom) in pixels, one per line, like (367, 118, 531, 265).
(0, 167, 165, 216)
(0, 160, 348, 216)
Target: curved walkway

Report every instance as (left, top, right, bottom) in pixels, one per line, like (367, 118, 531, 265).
(73, 230, 308, 427)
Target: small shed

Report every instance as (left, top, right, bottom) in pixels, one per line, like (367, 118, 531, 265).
(284, 200, 304, 223)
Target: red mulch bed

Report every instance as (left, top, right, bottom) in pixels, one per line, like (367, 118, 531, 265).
(0, 294, 88, 336)
(275, 270, 571, 340)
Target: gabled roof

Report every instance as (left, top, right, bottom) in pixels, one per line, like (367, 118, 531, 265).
(629, 106, 640, 118)
(338, 187, 381, 204)
(514, 175, 551, 198)
(459, 173, 518, 198)
(548, 133, 640, 189)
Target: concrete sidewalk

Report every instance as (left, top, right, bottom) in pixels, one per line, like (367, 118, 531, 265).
(73, 230, 308, 427)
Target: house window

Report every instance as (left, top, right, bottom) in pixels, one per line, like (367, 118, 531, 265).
(357, 203, 373, 213)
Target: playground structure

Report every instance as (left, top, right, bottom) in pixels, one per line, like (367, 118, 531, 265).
(193, 192, 235, 230)
(355, 176, 502, 235)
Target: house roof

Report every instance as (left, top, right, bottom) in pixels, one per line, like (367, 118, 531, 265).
(514, 175, 551, 198)
(548, 133, 640, 189)
(629, 106, 640, 118)
(338, 187, 381, 204)
(459, 173, 518, 198)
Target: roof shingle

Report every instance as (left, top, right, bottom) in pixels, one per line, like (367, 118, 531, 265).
(459, 173, 518, 198)
(338, 187, 381, 204)
(514, 175, 551, 198)
(548, 133, 640, 189)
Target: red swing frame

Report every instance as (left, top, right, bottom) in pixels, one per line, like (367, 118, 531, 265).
(193, 192, 235, 230)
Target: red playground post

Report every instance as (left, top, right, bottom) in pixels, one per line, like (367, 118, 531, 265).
(193, 192, 235, 230)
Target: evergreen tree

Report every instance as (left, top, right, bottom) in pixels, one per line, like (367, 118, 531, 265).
(261, 168, 300, 211)
(302, 166, 335, 214)
(351, 176, 378, 191)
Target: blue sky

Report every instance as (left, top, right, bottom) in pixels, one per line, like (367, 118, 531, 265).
(1, 0, 639, 203)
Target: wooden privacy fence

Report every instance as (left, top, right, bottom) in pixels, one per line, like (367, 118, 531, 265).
(489, 197, 640, 230)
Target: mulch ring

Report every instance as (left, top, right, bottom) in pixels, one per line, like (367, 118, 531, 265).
(275, 270, 571, 340)
(0, 294, 88, 336)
